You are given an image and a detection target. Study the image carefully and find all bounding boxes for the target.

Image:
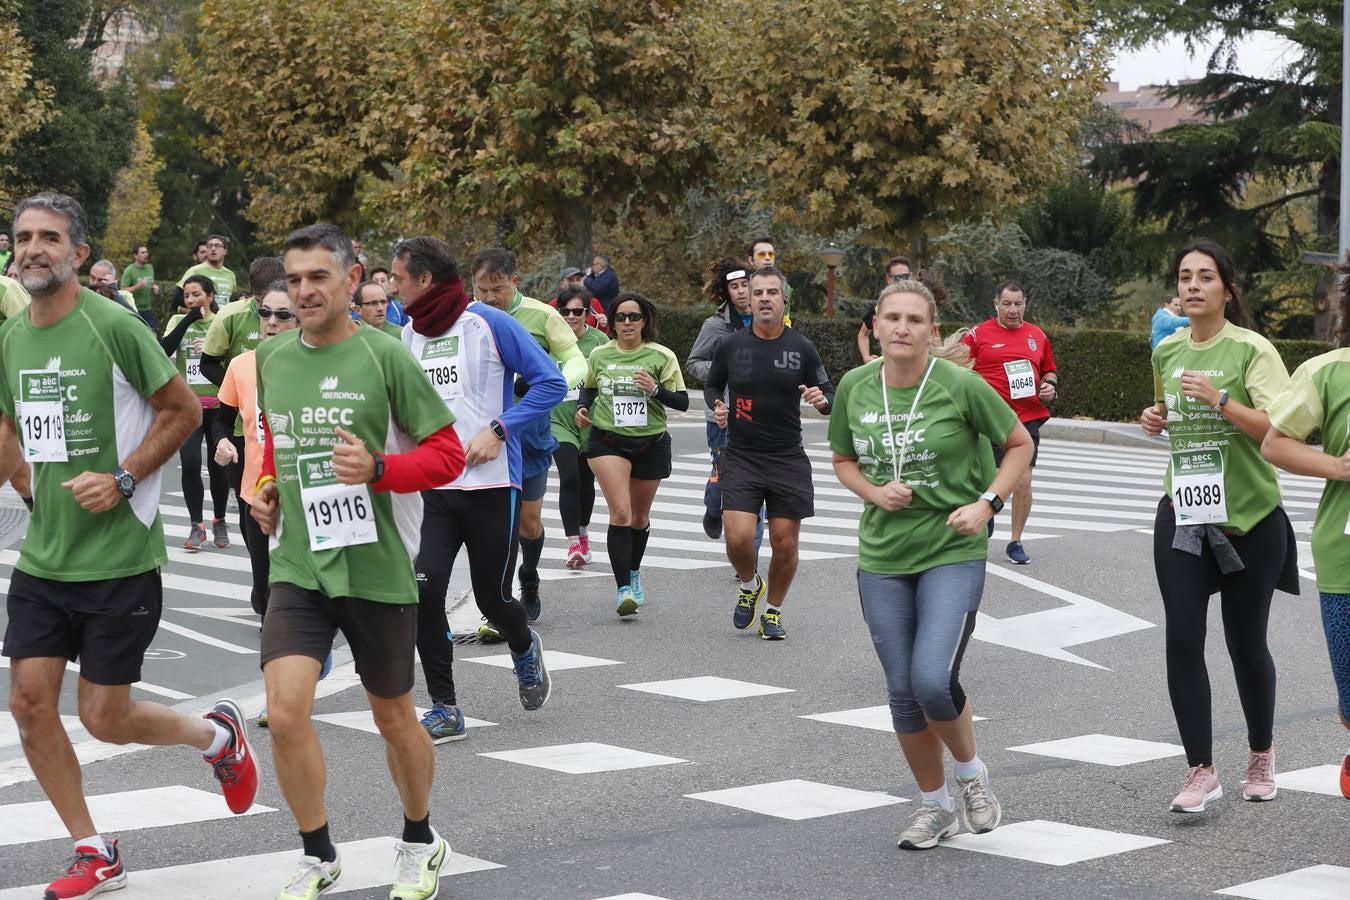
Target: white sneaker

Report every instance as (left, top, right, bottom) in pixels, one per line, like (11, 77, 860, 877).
(390, 831, 448, 900)
(276, 850, 341, 900)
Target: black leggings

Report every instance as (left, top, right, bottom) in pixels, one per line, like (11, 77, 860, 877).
(179, 406, 231, 524)
(415, 487, 531, 705)
(553, 441, 595, 536)
(1152, 497, 1283, 766)
(240, 498, 270, 617)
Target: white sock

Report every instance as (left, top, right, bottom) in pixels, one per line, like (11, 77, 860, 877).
(202, 720, 231, 758)
(76, 834, 110, 857)
(920, 785, 954, 811)
(740, 575, 759, 591)
(954, 756, 984, 780)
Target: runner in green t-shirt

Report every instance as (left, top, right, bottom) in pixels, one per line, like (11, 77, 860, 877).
(576, 293, 688, 615)
(551, 286, 610, 569)
(121, 244, 158, 329)
(161, 274, 231, 551)
(0, 194, 257, 900)
(1139, 241, 1297, 813)
(0, 232, 12, 275)
(249, 224, 465, 899)
(0, 272, 31, 323)
(177, 234, 237, 306)
(829, 280, 1030, 850)
(1260, 347, 1350, 795)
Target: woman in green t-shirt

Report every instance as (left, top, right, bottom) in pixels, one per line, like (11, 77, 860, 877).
(551, 286, 611, 569)
(161, 274, 230, 552)
(1260, 343, 1350, 799)
(1139, 240, 1297, 813)
(830, 281, 1032, 850)
(576, 293, 689, 617)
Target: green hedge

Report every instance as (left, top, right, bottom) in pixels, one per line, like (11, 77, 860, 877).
(655, 305, 1334, 423)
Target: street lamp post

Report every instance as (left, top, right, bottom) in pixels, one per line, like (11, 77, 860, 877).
(820, 243, 845, 316)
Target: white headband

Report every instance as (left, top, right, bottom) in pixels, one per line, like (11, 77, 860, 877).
(725, 269, 747, 282)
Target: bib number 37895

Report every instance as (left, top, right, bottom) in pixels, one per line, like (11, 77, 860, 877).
(1172, 449, 1227, 525)
(18, 369, 67, 462)
(297, 451, 377, 551)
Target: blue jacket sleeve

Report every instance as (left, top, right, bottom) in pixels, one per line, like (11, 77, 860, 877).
(489, 308, 568, 434)
(584, 268, 621, 309)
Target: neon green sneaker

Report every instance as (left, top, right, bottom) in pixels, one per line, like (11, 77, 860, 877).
(389, 833, 447, 900)
(276, 852, 341, 899)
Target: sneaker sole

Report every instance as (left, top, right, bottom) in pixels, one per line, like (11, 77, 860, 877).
(429, 732, 467, 745)
(759, 630, 786, 640)
(565, 555, 585, 569)
(1170, 785, 1223, 813)
(1241, 785, 1277, 802)
(898, 820, 960, 850)
(617, 598, 639, 617)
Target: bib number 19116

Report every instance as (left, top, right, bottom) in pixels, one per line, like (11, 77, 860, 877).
(18, 369, 68, 462)
(297, 451, 377, 551)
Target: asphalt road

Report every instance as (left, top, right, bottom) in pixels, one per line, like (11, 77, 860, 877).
(0, 411, 1346, 899)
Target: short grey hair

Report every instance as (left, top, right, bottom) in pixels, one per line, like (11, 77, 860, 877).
(282, 223, 356, 271)
(91, 259, 117, 279)
(749, 265, 789, 296)
(14, 192, 90, 247)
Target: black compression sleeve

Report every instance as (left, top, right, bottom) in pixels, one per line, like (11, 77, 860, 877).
(655, 386, 689, 412)
(578, 387, 598, 409)
(200, 354, 227, 388)
(209, 403, 239, 446)
(158, 307, 202, 356)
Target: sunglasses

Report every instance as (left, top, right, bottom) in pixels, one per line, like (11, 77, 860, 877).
(560, 307, 587, 317)
(612, 312, 644, 323)
(258, 307, 296, 321)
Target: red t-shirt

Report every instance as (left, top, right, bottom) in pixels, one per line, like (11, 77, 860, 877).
(960, 318, 1057, 422)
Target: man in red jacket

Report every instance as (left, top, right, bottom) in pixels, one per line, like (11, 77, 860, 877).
(960, 281, 1059, 564)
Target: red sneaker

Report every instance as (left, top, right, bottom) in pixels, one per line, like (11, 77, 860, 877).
(1341, 753, 1349, 800)
(45, 840, 126, 900)
(204, 698, 258, 814)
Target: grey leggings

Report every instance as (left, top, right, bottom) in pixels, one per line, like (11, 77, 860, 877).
(857, 561, 985, 734)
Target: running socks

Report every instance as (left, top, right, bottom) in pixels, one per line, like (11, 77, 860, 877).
(954, 756, 983, 780)
(202, 720, 231, 758)
(301, 823, 337, 863)
(518, 534, 545, 585)
(608, 525, 632, 588)
(630, 525, 651, 571)
(76, 835, 111, 857)
(402, 814, 433, 845)
(920, 785, 955, 812)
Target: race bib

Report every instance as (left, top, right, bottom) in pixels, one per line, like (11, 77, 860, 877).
(253, 388, 265, 446)
(1172, 449, 1227, 525)
(18, 370, 67, 462)
(613, 393, 648, 428)
(1004, 359, 1036, 400)
(186, 353, 209, 386)
(421, 357, 463, 400)
(297, 451, 377, 551)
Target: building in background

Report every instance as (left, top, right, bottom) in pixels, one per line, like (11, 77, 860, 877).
(1097, 81, 1211, 134)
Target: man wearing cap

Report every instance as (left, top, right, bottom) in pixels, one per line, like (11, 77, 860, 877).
(554, 266, 606, 330)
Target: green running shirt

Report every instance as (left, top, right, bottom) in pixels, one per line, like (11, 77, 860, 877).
(177, 262, 237, 306)
(551, 326, 609, 447)
(829, 357, 1018, 574)
(163, 313, 219, 400)
(1152, 322, 1290, 535)
(256, 327, 455, 603)
(0, 289, 179, 580)
(1266, 348, 1350, 592)
(583, 341, 685, 438)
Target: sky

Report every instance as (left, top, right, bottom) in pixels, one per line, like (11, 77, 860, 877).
(1110, 31, 1302, 90)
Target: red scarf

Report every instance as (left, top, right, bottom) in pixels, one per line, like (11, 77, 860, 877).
(407, 276, 470, 336)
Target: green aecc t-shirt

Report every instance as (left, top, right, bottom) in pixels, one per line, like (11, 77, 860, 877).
(257, 327, 455, 603)
(552, 326, 609, 448)
(828, 357, 1017, 575)
(583, 341, 685, 438)
(0, 289, 178, 580)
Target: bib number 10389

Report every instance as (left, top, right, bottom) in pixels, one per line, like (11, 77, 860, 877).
(297, 451, 377, 551)
(1172, 449, 1227, 525)
(19, 369, 67, 462)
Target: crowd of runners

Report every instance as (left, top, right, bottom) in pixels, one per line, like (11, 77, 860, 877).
(0, 193, 1346, 899)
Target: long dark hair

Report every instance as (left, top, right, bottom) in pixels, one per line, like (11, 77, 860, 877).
(607, 292, 657, 342)
(1173, 240, 1250, 328)
(183, 273, 220, 313)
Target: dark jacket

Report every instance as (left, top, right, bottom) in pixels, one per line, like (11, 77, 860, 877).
(686, 304, 747, 422)
(583, 266, 621, 311)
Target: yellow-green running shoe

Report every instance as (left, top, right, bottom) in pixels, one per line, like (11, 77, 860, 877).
(389, 832, 448, 900)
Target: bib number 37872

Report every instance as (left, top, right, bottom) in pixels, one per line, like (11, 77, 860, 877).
(297, 451, 377, 551)
(1172, 449, 1227, 525)
(19, 369, 67, 462)
(614, 393, 648, 427)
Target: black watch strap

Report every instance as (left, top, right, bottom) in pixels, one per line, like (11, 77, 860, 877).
(371, 453, 386, 483)
(113, 466, 136, 498)
(490, 419, 507, 441)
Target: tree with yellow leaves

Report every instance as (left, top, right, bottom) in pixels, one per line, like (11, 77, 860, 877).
(102, 122, 165, 257)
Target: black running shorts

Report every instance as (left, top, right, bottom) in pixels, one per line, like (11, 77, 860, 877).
(994, 415, 1047, 468)
(586, 428, 673, 481)
(2, 568, 163, 686)
(719, 447, 815, 520)
(260, 583, 417, 698)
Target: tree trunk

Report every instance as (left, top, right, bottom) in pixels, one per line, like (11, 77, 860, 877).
(1317, 155, 1339, 242)
(565, 201, 593, 270)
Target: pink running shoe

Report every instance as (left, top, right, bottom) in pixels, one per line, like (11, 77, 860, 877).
(565, 541, 586, 569)
(1242, 749, 1277, 802)
(1171, 764, 1222, 813)
(578, 532, 593, 564)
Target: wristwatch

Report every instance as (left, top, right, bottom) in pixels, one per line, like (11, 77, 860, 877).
(1217, 390, 1230, 409)
(489, 419, 507, 441)
(371, 453, 386, 484)
(113, 466, 136, 499)
(979, 491, 1004, 514)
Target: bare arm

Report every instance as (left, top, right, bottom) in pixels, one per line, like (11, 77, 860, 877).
(0, 416, 22, 485)
(127, 376, 202, 481)
(856, 322, 873, 363)
(1261, 427, 1350, 481)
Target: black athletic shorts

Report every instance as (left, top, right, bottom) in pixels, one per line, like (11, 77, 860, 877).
(994, 415, 1048, 468)
(2, 568, 163, 686)
(720, 447, 815, 520)
(586, 428, 673, 480)
(260, 582, 417, 698)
